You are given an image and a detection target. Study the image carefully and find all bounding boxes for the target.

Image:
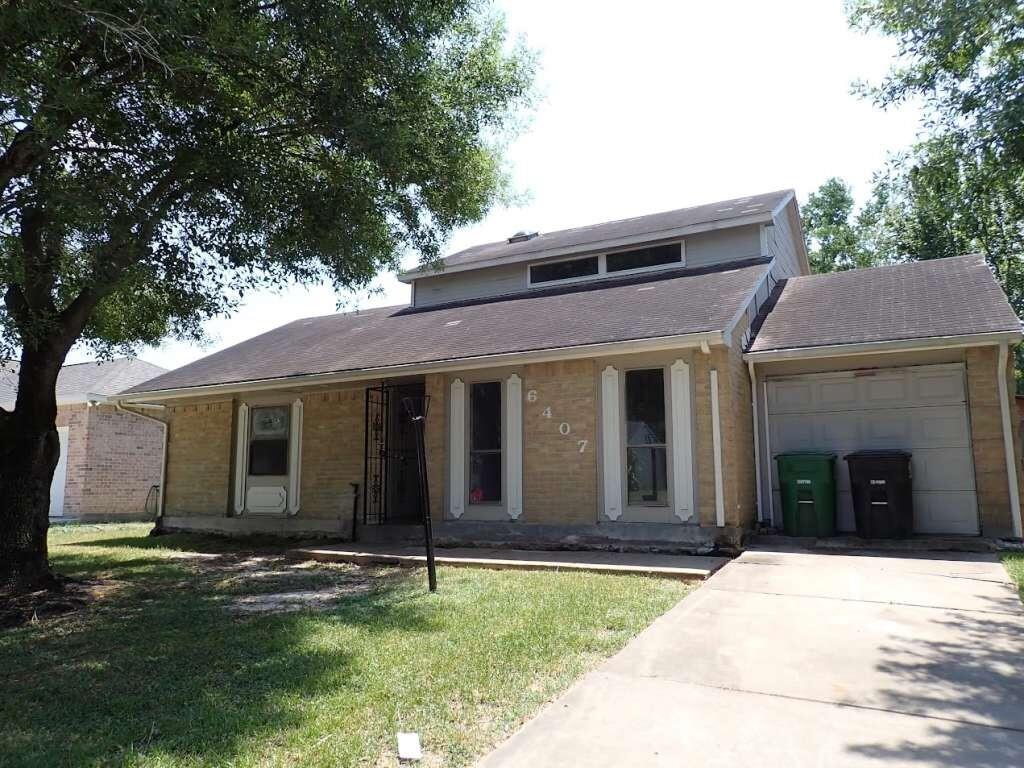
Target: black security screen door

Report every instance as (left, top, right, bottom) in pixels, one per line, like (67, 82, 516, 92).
(363, 382, 425, 524)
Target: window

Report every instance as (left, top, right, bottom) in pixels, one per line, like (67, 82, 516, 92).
(529, 256, 599, 284)
(249, 406, 289, 476)
(469, 381, 502, 503)
(606, 244, 681, 273)
(625, 369, 668, 506)
(527, 243, 683, 288)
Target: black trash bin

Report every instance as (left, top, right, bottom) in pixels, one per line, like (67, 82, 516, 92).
(845, 450, 913, 539)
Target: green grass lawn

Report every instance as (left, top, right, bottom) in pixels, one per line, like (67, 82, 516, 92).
(1002, 552, 1024, 600)
(1, 523, 692, 768)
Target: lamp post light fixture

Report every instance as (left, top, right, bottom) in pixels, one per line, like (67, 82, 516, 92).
(401, 394, 437, 592)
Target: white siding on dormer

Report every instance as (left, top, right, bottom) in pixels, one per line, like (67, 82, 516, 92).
(683, 225, 762, 269)
(412, 224, 781, 308)
(765, 204, 805, 278)
(414, 263, 527, 307)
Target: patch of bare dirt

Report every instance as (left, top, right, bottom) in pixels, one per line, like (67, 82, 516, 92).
(229, 581, 375, 614)
(0, 579, 122, 629)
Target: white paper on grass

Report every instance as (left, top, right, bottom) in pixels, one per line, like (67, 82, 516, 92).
(397, 732, 422, 761)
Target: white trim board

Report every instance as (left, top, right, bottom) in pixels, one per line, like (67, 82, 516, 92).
(744, 331, 1023, 363)
(601, 365, 623, 521)
(448, 378, 466, 519)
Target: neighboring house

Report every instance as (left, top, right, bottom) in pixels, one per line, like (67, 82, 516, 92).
(117, 189, 1024, 547)
(1, 358, 168, 520)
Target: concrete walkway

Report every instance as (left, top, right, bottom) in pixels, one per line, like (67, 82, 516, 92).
(295, 544, 726, 580)
(478, 549, 1024, 767)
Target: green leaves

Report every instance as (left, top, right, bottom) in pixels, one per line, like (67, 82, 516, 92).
(802, 177, 886, 273)
(0, 0, 535, 358)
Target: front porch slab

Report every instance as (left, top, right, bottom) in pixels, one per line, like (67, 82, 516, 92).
(294, 544, 727, 581)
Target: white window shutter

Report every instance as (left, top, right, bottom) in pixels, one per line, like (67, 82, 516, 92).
(601, 366, 622, 520)
(671, 360, 695, 522)
(449, 378, 466, 518)
(233, 403, 249, 514)
(710, 369, 725, 527)
(506, 373, 523, 519)
(287, 398, 303, 515)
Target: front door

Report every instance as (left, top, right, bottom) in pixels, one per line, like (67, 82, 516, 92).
(363, 383, 424, 524)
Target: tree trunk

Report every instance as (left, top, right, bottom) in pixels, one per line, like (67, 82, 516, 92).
(0, 346, 63, 593)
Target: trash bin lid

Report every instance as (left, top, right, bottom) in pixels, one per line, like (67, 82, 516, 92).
(774, 452, 837, 460)
(844, 449, 912, 459)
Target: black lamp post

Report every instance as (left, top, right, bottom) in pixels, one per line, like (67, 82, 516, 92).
(401, 394, 437, 592)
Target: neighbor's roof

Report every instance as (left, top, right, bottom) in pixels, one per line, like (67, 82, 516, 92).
(123, 259, 771, 396)
(747, 255, 1021, 354)
(400, 189, 794, 281)
(0, 357, 167, 409)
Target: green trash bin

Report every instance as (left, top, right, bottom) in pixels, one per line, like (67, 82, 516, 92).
(775, 453, 837, 537)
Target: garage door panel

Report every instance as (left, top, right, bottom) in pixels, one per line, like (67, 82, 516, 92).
(771, 416, 818, 451)
(861, 414, 911, 446)
(914, 492, 979, 534)
(864, 374, 910, 405)
(766, 363, 978, 536)
(916, 410, 971, 446)
(910, 449, 976, 491)
(818, 415, 859, 451)
(771, 380, 815, 413)
(819, 380, 858, 409)
(915, 368, 966, 403)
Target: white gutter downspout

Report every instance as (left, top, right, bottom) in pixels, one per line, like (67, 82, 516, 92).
(997, 342, 1023, 538)
(115, 401, 168, 521)
(748, 361, 764, 525)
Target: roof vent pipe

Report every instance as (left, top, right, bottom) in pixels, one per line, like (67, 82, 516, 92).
(507, 231, 539, 244)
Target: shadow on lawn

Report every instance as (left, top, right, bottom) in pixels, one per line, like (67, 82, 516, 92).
(1, 533, 433, 767)
(846, 586, 1024, 766)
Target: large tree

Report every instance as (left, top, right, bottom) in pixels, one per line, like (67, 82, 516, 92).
(0, 0, 533, 590)
(801, 177, 886, 273)
(845, 0, 1024, 309)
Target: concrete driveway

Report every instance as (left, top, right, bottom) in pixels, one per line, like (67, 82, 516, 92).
(478, 549, 1024, 767)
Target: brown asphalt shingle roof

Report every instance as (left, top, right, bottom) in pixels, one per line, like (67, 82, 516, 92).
(123, 259, 771, 394)
(407, 190, 792, 274)
(1, 357, 167, 408)
(747, 254, 1021, 353)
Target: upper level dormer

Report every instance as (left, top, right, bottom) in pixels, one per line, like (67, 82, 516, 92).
(400, 189, 809, 308)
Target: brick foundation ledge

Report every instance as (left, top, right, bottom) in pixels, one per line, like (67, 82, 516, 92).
(356, 520, 742, 555)
(157, 514, 354, 539)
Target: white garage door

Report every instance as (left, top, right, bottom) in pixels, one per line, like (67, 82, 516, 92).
(766, 363, 979, 535)
(49, 426, 69, 518)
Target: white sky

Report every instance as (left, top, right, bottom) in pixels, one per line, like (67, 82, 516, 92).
(68, 0, 923, 371)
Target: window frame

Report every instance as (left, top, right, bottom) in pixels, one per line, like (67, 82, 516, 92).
(248, 404, 290, 477)
(621, 365, 672, 510)
(527, 254, 600, 286)
(466, 379, 504, 506)
(525, 241, 685, 289)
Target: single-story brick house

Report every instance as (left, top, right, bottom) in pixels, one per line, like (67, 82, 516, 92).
(2, 357, 167, 520)
(116, 190, 1024, 549)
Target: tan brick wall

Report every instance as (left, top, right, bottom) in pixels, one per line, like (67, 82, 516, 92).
(164, 400, 233, 516)
(157, 344, 761, 536)
(691, 351, 717, 526)
(689, 331, 756, 531)
(77, 405, 164, 518)
(723, 319, 757, 529)
(55, 404, 90, 517)
(424, 374, 447, 522)
(299, 388, 365, 519)
(966, 346, 1024, 537)
(522, 359, 598, 524)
